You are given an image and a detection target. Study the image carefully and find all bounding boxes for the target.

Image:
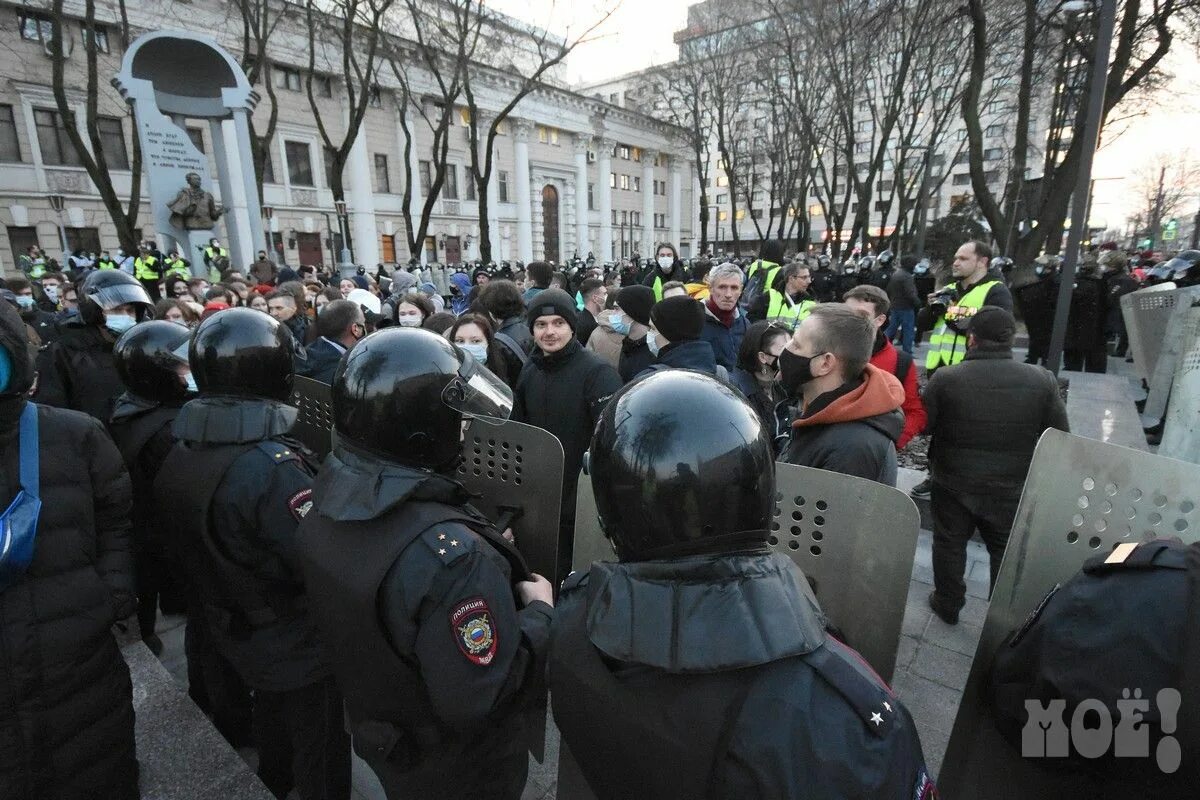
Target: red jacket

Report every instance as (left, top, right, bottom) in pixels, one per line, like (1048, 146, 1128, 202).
(869, 338, 926, 449)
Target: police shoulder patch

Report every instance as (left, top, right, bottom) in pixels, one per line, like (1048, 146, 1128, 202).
(287, 488, 313, 521)
(422, 525, 477, 565)
(450, 596, 498, 666)
(256, 440, 301, 465)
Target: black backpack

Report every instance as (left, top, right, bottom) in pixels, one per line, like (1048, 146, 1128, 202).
(988, 539, 1200, 786)
(739, 261, 773, 313)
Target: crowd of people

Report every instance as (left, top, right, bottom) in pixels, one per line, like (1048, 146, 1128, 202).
(6, 228, 1183, 800)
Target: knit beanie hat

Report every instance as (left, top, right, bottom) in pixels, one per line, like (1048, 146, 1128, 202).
(650, 295, 705, 342)
(526, 288, 578, 332)
(616, 285, 655, 326)
(969, 305, 1016, 346)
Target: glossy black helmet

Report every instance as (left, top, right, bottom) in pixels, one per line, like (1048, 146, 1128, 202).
(189, 308, 294, 401)
(590, 370, 775, 561)
(78, 269, 153, 326)
(113, 320, 192, 405)
(332, 327, 513, 471)
(876, 249, 895, 268)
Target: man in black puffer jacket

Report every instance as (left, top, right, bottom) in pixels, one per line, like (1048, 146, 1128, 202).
(0, 299, 139, 800)
(924, 307, 1069, 625)
(640, 295, 726, 380)
(513, 289, 622, 579)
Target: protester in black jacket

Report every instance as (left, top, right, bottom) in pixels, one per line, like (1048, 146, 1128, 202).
(299, 299, 364, 384)
(615, 285, 656, 382)
(730, 321, 791, 450)
(0, 300, 139, 800)
(5, 276, 60, 345)
(479, 279, 535, 355)
(513, 289, 622, 578)
(923, 307, 1069, 625)
(551, 370, 935, 800)
(36, 270, 153, 421)
(640, 295, 724, 379)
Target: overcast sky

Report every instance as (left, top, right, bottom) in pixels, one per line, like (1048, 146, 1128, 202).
(486, 0, 1200, 237)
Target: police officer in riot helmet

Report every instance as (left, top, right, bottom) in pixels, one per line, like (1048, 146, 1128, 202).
(1017, 254, 1062, 365)
(870, 249, 896, 290)
(550, 370, 935, 800)
(296, 327, 554, 800)
(108, 321, 195, 654)
(811, 253, 838, 302)
(155, 308, 351, 799)
(36, 269, 153, 421)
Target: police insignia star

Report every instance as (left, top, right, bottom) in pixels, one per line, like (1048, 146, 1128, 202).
(451, 597, 498, 666)
(287, 489, 313, 521)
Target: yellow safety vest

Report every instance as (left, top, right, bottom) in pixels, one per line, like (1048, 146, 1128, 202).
(747, 260, 781, 291)
(28, 261, 46, 279)
(925, 280, 1000, 371)
(766, 290, 816, 329)
(134, 255, 159, 281)
(96, 259, 117, 270)
(164, 258, 190, 280)
(204, 246, 227, 262)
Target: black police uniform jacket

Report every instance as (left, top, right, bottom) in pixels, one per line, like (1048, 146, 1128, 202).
(108, 393, 179, 564)
(550, 552, 935, 800)
(34, 321, 124, 422)
(0, 303, 138, 799)
(296, 446, 553, 797)
(154, 396, 329, 691)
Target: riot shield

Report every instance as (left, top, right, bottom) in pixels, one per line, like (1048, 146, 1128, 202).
(1160, 314, 1200, 464)
(939, 429, 1200, 798)
(288, 375, 334, 458)
(569, 461, 921, 682)
(455, 420, 565, 588)
(1121, 284, 1185, 383)
(1142, 288, 1200, 428)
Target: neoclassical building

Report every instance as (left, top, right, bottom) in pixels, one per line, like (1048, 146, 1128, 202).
(0, 0, 698, 274)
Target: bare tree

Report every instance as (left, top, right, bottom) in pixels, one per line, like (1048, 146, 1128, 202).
(47, 0, 142, 253)
(1129, 153, 1200, 248)
(228, 0, 285, 204)
(660, 60, 715, 252)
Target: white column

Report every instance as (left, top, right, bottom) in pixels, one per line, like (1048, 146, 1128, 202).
(597, 137, 614, 261)
(346, 126, 379, 267)
(230, 109, 266, 265)
(670, 154, 683, 250)
(573, 133, 590, 261)
(642, 149, 657, 256)
(513, 120, 534, 263)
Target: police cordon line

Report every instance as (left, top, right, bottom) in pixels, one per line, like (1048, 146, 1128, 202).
(1, 239, 1198, 799)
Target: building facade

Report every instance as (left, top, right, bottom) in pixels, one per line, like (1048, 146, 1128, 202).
(0, 0, 697, 276)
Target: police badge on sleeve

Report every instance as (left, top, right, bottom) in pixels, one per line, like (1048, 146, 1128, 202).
(451, 597, 498, 666)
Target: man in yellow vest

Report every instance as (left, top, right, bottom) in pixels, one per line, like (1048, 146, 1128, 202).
(741, 239, 785, 314)
(163, 251, 191, 281)
(921, 240, 1012, 376)
(133, 244, 162, 302)
(760, 261, 817, 329)
(203, 237, 229, 280)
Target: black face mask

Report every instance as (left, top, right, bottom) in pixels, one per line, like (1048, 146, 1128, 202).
(779, 348, 816, 397)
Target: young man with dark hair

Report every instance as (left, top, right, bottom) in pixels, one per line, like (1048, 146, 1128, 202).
(843, 285, 926, 451)
(522, 261, 554, 304)
(576, 277, 608, 346)
(778, 303, 905, 486)
(300, 299, 365, 384)
(478, 279, 534, 355)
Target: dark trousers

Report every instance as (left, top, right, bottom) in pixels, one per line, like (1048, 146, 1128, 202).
(185, 610, 254, 748)
(140, 277, 162, 302)
(1064, 345, 1108, 373)
(253, 675, 352, 800)
(930, 484, 1021, 611)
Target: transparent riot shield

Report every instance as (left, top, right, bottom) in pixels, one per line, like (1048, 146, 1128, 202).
(455, 420, 565, 588)
(1160, 314, 1200, 464)
(1121, 284, 1186, 384)
(569, 461, 920, 683)
(1142, 290, 1200, 428)
(288, 375, 334, 458)
(939, 429, 1200, 798)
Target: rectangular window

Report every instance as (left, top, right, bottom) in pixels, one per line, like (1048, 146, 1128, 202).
(419, 160, 432, 195)
(19, 11, 54, 44)
(444, 164, 458, 199)
(187, 126, 205, 153)
(285, 140, 314, 186)
(465, 170, 476, 201)
(324, 146, 338, 188)
(609, 172, 616, 189)
(0, 105, 22, 162)
(855, 120, 871, 133)
(956, 129, 968, 142)
(632, 147, 641, 162)
(984, 170, 1001, 184)
(716, 193, 727, 205)
(458, 107, 471, 127)
(716, 174, 728, 187)
(953, 152, 968, 165)
(632, 176, 641, 192)
(718, 210, 728, 221)
(588, 183, 594, 210)
(874, 200, 887, 212)
(274, 65, 302, 92)
(317, 75, 333, 97)
(373, 153, 390, 193)
(498, 170, 509, 202)
(735, 209, 745, 221)
(879, 180, 893, 192)
(620, 210, 628, 224)
(983, 147, 1003, 161)
(611, 210, 617, 225)
(619, 174, 630, 190)
(631, 211, 639, 226)
(620, 145, 630, 160)
(81, 24, 109, 53)
(854, 141, 870, 155)
(259, 137, 276, 183)
(953, 173, 970, 186)
(33, 108, 80, 167)
(97, 116, 128, 169)
(752, 190, 763, 202)
(751, 209, 763, 219)
(985, 124, 1003, 138)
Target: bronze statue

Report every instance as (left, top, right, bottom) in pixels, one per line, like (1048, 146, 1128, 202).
(167, 172, 224, 230)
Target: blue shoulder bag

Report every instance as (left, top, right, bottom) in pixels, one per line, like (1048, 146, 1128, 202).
(0, 403, 42, 590)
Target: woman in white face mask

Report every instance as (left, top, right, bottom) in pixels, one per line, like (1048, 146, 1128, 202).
(392, 295, 434, 329)
(647, 243, 682, 301)
(447, 312, 520, 388)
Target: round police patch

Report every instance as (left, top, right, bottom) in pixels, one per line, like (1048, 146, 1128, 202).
(451, 597, 498, 666)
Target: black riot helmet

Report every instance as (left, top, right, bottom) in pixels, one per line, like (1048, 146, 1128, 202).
(590, 370, 775, 562)
(189, 307, 294, 401)
(113, 320, 192, 405)
(78, 268, 153, 326)
(876, 249, 895, 269)
(332, 327, 513, 472)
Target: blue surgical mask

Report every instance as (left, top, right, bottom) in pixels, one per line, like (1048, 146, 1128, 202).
(185, 372, 198, 394)
(105, 313, 136, 334)
(15, 296, 35, 309)
(610, 312, 630, 336)
(0, 346, 12, 392)
(458, 342, 489, 362)
(646, 330, 661, 357)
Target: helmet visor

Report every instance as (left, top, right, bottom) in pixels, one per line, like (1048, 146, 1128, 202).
(89, 282, 152, 311)
(442, 352, 513, 425)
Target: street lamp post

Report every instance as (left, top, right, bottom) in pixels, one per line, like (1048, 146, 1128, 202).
(911, 147, 935, 260)
(47, 194, 70, 262)
(1046, 0, 1118, 375)
(260, 205, 274, 256)
(319, 212, 337, 270)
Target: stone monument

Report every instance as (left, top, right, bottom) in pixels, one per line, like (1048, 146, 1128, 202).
(113, 32, 265, 276)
